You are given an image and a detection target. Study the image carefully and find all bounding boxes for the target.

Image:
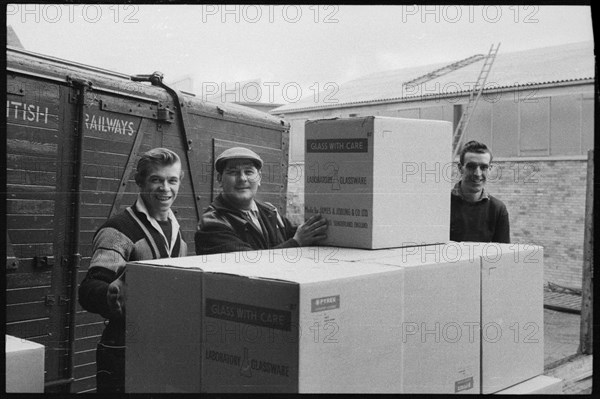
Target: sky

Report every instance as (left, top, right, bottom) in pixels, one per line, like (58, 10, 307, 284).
(6, 4, 594, 104)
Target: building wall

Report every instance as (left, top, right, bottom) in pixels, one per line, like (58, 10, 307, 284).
(281, 83, 593, 289)
(475, 157, 588, 288)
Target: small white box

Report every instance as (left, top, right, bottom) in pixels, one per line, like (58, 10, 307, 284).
(305, 116, 452, 249)
(5, 334, 45, 393)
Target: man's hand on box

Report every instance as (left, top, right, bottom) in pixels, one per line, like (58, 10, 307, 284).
(107, 271, 126, 318)
(293, 214, 328, 246)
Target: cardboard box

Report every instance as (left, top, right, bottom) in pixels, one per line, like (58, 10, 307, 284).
(309, 243, 544, 394)
(5, 334, 45, 393)
(472, 243, 545, 394)
(126, 246, 481, 393)
(125, 263, 204, 392)
(496, 375, 563, 394)
(304, 116, 452, 249)
(370, 244, 481, 393)
(126, 251, 405, 393)
(200, 253, 406, 393)
(297, 245, 404, 263)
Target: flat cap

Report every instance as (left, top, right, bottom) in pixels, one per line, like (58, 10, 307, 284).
(215, 147, 263, 173)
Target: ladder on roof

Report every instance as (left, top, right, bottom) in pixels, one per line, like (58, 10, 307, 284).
(452, 43, 501, 160)
(403, 54, 485, 88)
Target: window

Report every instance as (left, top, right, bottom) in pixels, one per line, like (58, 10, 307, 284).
(520, 97, 550, 156)
(582, 96, 594, 153)
(491, 100, 519, 157)
(550, 95, 581, 156)
(465, 100, 492, 145)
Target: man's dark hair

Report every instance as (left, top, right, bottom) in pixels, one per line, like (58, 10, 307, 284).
(459, 140, 493, 164)
(135, 147, 183, 185)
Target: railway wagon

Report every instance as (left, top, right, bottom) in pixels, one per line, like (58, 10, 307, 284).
(6, 46, 290, 393)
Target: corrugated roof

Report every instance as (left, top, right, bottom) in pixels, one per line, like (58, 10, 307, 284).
(272, 41, 594, 114)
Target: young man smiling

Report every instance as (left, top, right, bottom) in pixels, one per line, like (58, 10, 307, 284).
(450, 140, 510, 243)
(78, 147, 187, 393)
(195, 147, 328, 254)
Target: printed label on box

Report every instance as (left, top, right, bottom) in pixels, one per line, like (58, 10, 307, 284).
(205, 298, 292, 331)
(311, 295, 340, 312)
(306, 138, 369, 153)
(204, 346, 292, 379)
(455, 376, 474, 392)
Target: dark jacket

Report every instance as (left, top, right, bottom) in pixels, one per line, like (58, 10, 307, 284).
(450, 183, 510, 243)
(195, 194, 299, 255)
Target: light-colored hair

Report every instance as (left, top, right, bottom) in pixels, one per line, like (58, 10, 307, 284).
(134, 148, 183, 185)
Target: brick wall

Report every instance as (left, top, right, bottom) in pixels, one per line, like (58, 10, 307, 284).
(285, 158, 588, 289)
(486, 159, 587, 289)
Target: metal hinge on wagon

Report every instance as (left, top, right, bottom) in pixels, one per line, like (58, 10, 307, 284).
(99, 99, 174, 122)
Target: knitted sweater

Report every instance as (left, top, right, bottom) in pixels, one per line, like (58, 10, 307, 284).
(78, 198, 187, 344)
(450, 182, 510, 243)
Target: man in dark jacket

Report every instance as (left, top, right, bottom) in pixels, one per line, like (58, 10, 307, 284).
(78, 148, 187, 393)
(450, 140, 510, 243)
(195, 147, 328, 254)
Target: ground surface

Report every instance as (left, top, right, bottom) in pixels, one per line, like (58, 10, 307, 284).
(544, 308, 581, 366)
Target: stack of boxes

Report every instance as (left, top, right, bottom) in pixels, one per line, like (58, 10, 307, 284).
(127, 246, 483, 393)
(125, 116, 552, 393)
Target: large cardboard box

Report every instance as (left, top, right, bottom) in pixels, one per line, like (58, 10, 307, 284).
(496, 375, 563, 394)
(386, 243, 544, 394)
(309, 243, 544, 394)
(368, 244, 481, 393)
(5, 334, 45, 393)
(126, 250, 405, 393)
(126, 263, 204, 392)
(473, 242, 545, 394)
(200, 252, 406, 393)
(126, 247, 481, 393)
(304, 116, 452, 249)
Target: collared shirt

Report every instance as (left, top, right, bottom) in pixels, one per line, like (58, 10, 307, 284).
(135, 194, 181, 255)
(240, 200, 263, 234)
(451, 181, 489, 202)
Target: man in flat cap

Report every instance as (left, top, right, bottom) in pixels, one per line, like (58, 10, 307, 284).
(195, 147, 328, 254)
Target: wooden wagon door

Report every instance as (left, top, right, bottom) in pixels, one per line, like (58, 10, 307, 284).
(6, 73, 77, 391)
